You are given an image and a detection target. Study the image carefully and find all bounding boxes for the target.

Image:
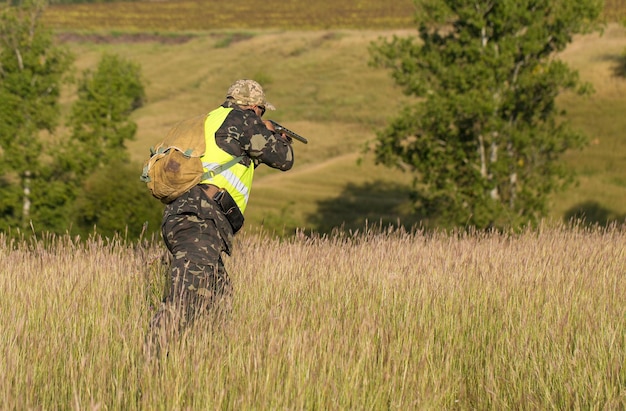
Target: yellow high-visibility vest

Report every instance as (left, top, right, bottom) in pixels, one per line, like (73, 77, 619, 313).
(199, 107, 255, 214)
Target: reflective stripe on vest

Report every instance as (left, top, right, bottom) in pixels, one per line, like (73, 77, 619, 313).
(199, 106, 255, 214)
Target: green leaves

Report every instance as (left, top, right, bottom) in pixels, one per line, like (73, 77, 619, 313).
(0, 2, 155, 238)
(0, 0, 73, 230)
(60, 53, 152, 237)
(370, 0, 603, 229)
(67, 53, 145, 176)
(73, 159, 163, 240)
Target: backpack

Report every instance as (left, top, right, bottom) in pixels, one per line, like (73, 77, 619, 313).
(141, 113, 244, 204)
(141, 114, 207, 204)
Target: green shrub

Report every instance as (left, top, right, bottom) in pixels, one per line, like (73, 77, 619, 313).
(73, 160, 163, 240)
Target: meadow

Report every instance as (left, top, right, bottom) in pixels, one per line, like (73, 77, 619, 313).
(44, 20, 626, 235)
(43, 0, 418, 31)
(1, 224, 624, 409)
(2, 3, 623, 409)
(41, 0, 626, 31)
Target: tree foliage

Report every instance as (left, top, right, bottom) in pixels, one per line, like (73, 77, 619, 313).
(0, 1, 157, 239)
(73, 159, 163, 240)
(63, 53, 159, 238)
(65, 52, 145, 178)
(370, 0, 603, 229)
(0, 0, 73, 231)
(54, 52, 153, 237)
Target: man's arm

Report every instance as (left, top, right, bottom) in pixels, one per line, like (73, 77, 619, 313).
(245, 115, 294, 171)
(215, 104, 294, 171)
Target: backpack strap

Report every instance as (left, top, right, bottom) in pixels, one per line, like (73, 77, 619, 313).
(202, 155, 244, 180)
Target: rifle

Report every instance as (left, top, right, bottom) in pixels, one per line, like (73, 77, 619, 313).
(268, 120, 308, 144)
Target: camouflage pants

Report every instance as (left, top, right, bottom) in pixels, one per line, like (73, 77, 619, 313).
(146, 186, 234, 355)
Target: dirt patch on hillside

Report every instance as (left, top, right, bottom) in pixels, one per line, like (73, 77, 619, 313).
(56, 32, 195, 44)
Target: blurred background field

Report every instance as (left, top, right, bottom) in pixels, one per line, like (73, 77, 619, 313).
(42, 0, 626, 31)
(55, 28, 423, 234)
(39, 0, 626, 236)
(43, 0, 418, 31)
(50, 23, 626, 234)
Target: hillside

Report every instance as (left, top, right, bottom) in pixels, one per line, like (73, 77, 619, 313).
(55, 23, 626, 233)
(554, 24, 626, 225)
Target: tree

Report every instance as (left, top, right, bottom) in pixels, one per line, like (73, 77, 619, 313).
(72, 159, 163, 240)
(65, 52, 145, 178)
(57, 52, 152, 237)
(24, 52, 149, 237)
(0, 0, 73, 231)
(0, 3, 154, 239)
(369, 0, 603, 229)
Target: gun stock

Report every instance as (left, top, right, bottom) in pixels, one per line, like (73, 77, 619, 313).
(269, 120, 308, 144)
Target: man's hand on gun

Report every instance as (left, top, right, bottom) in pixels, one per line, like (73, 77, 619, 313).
(262, 119, 289, 142)
(266, 120, 309, 144)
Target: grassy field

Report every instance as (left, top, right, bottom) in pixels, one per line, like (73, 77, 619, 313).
(42, 0, 626, 31)
(555, 24, 626, 225)
(55, 28, 422, 234)
(1, 224, 624, 409)
(48, 21, 626, 235)
(2, 4, 624, 409)
(39, 1, 626, 235)
(43, 0, 417, 31)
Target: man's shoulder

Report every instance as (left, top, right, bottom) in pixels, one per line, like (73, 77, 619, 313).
(222, 104, 253, 126)
(222, 100, 245, 113)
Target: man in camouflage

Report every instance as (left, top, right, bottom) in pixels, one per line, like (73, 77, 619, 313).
(147, 79, 294, 355)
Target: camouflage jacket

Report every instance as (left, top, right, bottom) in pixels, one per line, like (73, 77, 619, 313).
(215, 100, 294, 171)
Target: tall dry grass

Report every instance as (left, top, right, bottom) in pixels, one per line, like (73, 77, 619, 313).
(1, 223, 625, 409)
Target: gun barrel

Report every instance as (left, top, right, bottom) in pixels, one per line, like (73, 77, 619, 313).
(269, 120, 308, 144)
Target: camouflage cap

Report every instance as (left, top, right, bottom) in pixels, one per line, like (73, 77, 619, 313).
(226, 79, 276, 110)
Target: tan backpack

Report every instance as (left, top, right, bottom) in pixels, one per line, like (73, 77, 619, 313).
(141, 115, 208, 204)
(141, 113, 244, 204)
